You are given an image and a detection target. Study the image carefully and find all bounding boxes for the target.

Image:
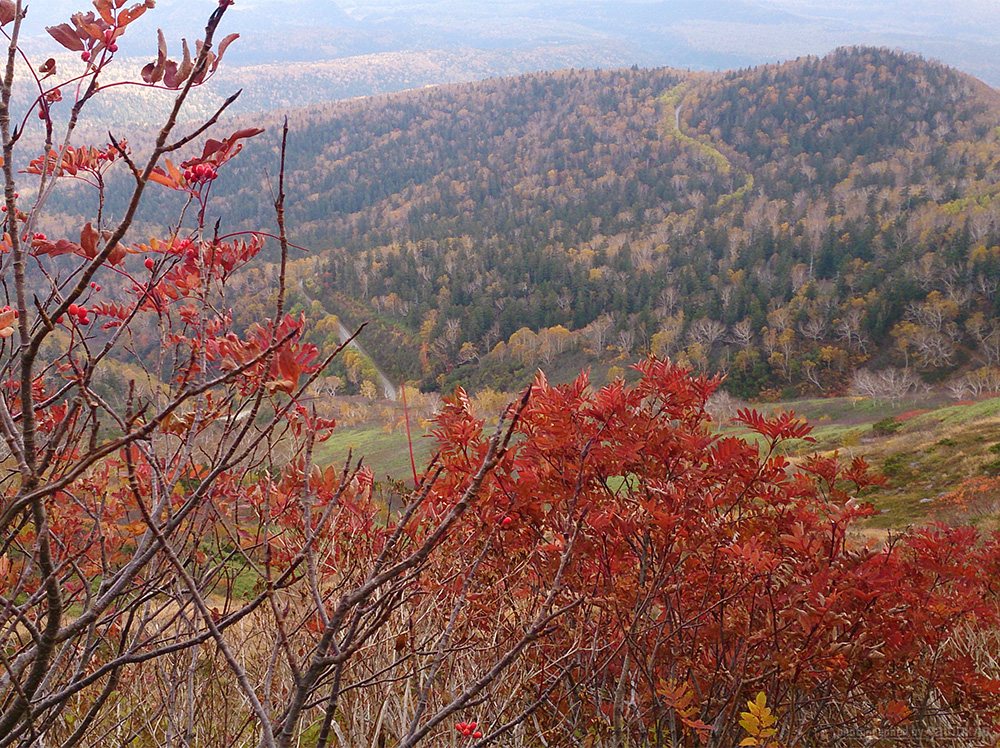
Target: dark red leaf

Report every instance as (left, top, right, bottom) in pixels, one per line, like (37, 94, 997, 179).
(46, 24, 85, 52)
(80, 222, 99, 259)
(0, 0, 14, 25)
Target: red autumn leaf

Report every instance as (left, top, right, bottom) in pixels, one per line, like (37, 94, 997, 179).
(32, 238, 82, 258)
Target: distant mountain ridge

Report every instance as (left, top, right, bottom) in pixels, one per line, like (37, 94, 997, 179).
(34, 47, 1000, 397)
(17, 0, 1000, 119)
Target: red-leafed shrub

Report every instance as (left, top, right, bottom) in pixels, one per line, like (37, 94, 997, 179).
(422, 362, 1000, 745)
(2, 2, 998, 746)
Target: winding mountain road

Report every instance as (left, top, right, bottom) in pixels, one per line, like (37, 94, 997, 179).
(299, 281, 398, 401)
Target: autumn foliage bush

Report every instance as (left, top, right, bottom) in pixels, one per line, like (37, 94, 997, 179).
(1, 2, 1000, 747)
(424, 362, 1000, 746)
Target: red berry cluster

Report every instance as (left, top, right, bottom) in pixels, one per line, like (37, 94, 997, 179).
(90, 281, 101, 292)
(183, 163, 218, 184)
(454, 721, 482, 739)
(1, 305, 18, 319)
(67, 304, 90, 326)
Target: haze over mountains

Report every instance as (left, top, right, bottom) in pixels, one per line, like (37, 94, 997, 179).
(21, 0, 1000, 118)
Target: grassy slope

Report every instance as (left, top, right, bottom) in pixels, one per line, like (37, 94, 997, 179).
(308, 386, 1000, 530)
(769, 395, 1000, 528)
(313, 424, 435, 485)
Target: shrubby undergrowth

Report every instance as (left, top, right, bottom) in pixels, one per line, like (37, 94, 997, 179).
(0, 2, 997, 747)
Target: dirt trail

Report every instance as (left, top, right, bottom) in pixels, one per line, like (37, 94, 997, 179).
(299, 281, 397, 401)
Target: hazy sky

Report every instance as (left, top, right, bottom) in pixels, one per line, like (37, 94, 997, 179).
(22, 0, 1000, 86)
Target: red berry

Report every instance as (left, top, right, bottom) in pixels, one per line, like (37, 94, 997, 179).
(79, 316, 90, 325)
(473, 732, 482, 739)
(81, 50, 91, 62)
(144, 258, 155, 270)
(56, 316, 64, 324)
(108, 43, 118, 53)
(95, 285, 101, 292)
(68, 304, 79, 315)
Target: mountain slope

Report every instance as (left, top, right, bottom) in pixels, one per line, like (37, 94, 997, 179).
(37, 48, 1000, 397)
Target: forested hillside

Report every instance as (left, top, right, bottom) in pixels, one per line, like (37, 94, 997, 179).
(48, 47, 1000, 397)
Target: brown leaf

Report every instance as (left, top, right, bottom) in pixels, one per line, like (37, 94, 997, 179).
(38, 58, 56, 79)
(0, 0, 15, 25)
(213, 33, 239, 72)
(118, 3, 144, 26)
(71, 12, 105, 43)
(80, 222, 99, 258)
(46, 24, 85, 52)
(94, 0, 115, 25)
(176, 38, 193, 84)
(200, 138, 224, 160)
(191, 43, 214, 85)
(33, 238, 82, 258)
(141, 28, 167, 84)
(264, 379, 295, 395)
(140, 61, 159, 84)
(162, 59, 181, 88)
(107, 242, 127, 267)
